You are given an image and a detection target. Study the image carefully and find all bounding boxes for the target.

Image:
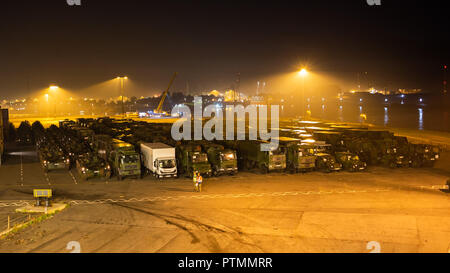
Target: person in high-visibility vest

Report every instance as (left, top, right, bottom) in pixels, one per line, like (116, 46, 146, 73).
(193, 171, 199, 192)
(197, 174, 203, 192)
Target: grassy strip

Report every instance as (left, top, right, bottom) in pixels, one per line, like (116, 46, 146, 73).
(0, 205, 67, 239)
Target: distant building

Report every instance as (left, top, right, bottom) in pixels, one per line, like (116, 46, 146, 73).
(398, 88, 422, 94)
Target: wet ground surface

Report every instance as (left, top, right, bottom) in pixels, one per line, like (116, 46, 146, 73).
(0, 145, 449, 253)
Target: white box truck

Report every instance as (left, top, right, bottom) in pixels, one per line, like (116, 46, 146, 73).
(140, 142, 177, 178)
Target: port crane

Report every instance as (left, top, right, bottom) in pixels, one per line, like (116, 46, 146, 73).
(154, 72, 178, 115)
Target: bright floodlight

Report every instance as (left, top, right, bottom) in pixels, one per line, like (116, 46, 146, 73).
(49, 85, 59, 90)
(299, 68, 308, 77)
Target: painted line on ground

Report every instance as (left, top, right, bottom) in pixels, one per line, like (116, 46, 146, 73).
(69, 171, 78, 185)
(44, 172, 51, 186)
(19, 152, 24, 186)
(0, 184, 446, 208)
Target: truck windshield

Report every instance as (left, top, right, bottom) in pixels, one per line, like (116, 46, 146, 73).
(122, 154, 139, 164)
(192, 154, 208, 163)
(221, 153, 235, 161)
(299, 148, 314, 156)
(159, 159, 175, 168)
(269, 149, 284, 156)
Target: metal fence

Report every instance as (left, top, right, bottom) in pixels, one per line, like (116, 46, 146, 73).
(0, 214, 38, 236)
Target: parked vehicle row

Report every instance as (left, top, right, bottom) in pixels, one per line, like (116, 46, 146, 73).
(17, 117, 440, 180)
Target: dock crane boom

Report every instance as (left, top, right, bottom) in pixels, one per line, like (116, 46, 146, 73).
(154, 72, 178, 114)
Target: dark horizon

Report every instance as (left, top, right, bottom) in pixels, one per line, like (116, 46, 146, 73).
(1, 0, 448, 99)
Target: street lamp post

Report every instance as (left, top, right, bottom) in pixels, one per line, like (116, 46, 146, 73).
(117, 77, 128, 117)
(298, 69, 308, 117)
(49, 85, 59, 117)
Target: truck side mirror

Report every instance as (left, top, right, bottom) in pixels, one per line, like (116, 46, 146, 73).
(154, 161, 157, 167)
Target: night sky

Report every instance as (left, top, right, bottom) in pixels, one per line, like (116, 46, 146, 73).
(0, 0, 448, 98)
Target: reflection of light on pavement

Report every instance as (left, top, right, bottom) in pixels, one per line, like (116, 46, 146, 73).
(384, 107, 388, 126)
(359, 106, 363, 113)
(418, 108, 423, 130)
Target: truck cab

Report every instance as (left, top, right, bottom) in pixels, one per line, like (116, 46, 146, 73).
(176, 144, 212, 177)
(203, 144, 238, 176)
(278, 137, 315, 173)
(154, 157, 177, 177)
(315, 153, 342, 172)
(107, 139, 141, 180)
(237, 140, 286, 173)
(335, 151, 366, 172)
(140, 142, 177, 178)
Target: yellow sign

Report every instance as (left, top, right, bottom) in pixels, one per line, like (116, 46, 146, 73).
(33, 189, 52, 198)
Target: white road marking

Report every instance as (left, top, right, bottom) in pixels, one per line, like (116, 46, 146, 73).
(44, 173, 51, 185)
(69, 171, 78, 185)
(0, 183, 445, 208)
(20, 152, 24, 186)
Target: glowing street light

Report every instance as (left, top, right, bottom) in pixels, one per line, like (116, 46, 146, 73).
(298, 68, 308, 77)
(49, 85, 59, 91)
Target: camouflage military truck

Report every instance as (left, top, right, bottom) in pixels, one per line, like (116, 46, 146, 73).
(176, 144, 212, 177)
(59, 119, 76, 129)
(16, 121, 33, 145)
(335, 151, 367, 172)
(373, 138, 408, 168)
(76, 153, 111, 180)
(344, 138, 379, 165)
(96, 138, 141, 180)
(38, 145, 70, 172)
(315, 153, 342, 173)
(408, 144, 440, 167)
(201, 143, 237, 176)
(313, 131, 346, 152)
(393, 136, 413, 167)
(71, 127, 95, 145)
(237, 140, 286, 173)
(277, 137, 316, 173)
